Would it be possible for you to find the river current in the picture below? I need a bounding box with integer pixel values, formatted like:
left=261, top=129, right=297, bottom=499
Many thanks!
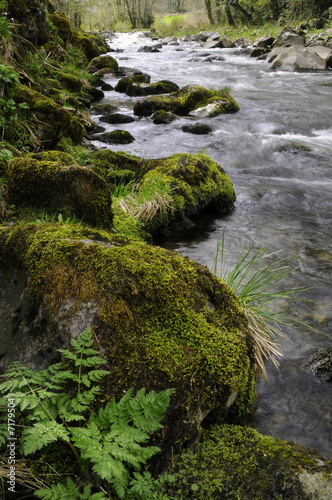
left=92, top=32, right=332, bottom=459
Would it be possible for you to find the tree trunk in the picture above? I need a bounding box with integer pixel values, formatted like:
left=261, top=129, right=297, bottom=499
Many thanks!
left=269, top=0, right=279, bottom=21
left=204, top=0, right=214, bottom=24
left=225, top=5, right=236, bottom=26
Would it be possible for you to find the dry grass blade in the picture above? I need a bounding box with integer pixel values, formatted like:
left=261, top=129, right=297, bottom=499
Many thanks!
left=0, top=456, right=48, bottom=494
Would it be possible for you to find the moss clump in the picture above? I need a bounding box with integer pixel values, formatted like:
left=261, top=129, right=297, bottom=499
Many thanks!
left=102, top=130, right=135, bottom=144
left=136, top=153, right=236, bottom=234
left=87, top=54, right=119, bottom=73
left=133, top=85, right=240, bottom=118
left=114, top=74, right=151, bottom=93
left=112, top=206, right=151, bottom=242
left=6, top=152, right=113, bottom=227
left=164, top=424, right=332, bottom=499
left=49, top=11, right=72, bottom=41
left=70, top=31, right=107, bottom=61
left=0, top=223, right=255, bottom=465
left=14, top=84, right=85, bottom=146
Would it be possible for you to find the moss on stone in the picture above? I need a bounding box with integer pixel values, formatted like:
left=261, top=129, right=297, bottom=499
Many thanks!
left=0, top=223, right=255, bottom=464
left=14, top=84, right=85, bottom=146
left=70, top=31, right=107, bottom=61
left=136, top=153, right=236, bottom=234
left=114, top=74, right=151, bottom=93
left=102, top=130, right=135, bottom=145
left=133, top=85, right=240, bottom=118
left=87, top=55, right=119, bottom=72
left=49, top=11, right=72, bottom=42
left=164, top=424, right=332, bottom=499
left=6, top=152, right=113, bottom=227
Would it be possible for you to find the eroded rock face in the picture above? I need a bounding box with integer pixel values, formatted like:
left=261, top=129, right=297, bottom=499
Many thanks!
left=6, top=151, right=113, bottom=227
left=0, top=224, right=255, bottom=464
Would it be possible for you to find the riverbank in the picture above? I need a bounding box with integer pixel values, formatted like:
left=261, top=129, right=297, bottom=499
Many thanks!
left=1, top=3, right=332, bottom=499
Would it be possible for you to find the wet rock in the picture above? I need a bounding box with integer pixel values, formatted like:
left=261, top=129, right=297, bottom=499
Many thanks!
left=91, top=103, right=119, bottom=115
left=255, top=35, right=275, bottom=47
left=182, top=123, right=213, bottom=134
left=196, top=31, right=216, bottom=42
left=127, top=80, right=179, bottom=97
left=100, top=130, right=135, bottom=144
left=138, top=45, right=161, bottom=52
left=100, top=83, right=114, bottom=91
left=268, top=45, right=327, bottom=71
left=151, top=110, right=178, bottom=124
left=87, top=54, right=119, bottom=73
left=250, top=47, right=270, bottom=58
left=133, top=85, right=239, bottom=118
left=99, top=113, right=136, bottom=124
left=6, top=151, right=113, bottom=227
left=307, top=347, right=332, bottom=382
left=114, top=74, right=151, bottom=93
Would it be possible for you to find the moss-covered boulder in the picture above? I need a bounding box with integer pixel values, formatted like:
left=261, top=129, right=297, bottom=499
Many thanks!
left=182, top=123, right=213, bottom=134
left=70, top=31, right=108, bottom=61
left=151, top=110, right=178, bottom=124
left=114, top=74, right=151, bottom=93
left=87, top=55, right=119, bottom=73
left=6, top=151, right=113, bottom=227
left=133, top=85, right=239, bottom=118
left=49, top=11, right=72, bottom=42
left=125, top=80, right=180, bottom=97
left=0, top=223, right=255, bottom=466
left=100, top=130, right=135, bottom=144
left=163, top=424, right=332, bottom=499
left=89, top=149, right=142, bottom=179
left=14, top=84, right=85, bottom=146
left=99, top=113, right=136, bottom=124
left=136, top=153, right=235, bottom=234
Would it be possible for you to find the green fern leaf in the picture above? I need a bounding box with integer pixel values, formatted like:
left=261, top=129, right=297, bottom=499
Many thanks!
left=35, top=477, right=79, bottom=500
left=21, top=421, right=70, bottom=455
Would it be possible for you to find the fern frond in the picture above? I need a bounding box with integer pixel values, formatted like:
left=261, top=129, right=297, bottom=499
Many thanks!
left=21, top=421, right=70, bottom=455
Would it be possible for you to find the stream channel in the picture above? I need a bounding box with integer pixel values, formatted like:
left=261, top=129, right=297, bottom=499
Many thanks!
left=91, top=31, right=332, bottom=459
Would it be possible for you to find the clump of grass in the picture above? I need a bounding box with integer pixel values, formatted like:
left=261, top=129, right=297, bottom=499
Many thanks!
left=212, top=232, right=331, bottom=382
left=210, top=85, right=232, bottom=98
left=113, top=174, right=175, bottom=223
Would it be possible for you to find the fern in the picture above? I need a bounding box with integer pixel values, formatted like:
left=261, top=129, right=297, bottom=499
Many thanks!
left=0, top=327, right=175, bottom=499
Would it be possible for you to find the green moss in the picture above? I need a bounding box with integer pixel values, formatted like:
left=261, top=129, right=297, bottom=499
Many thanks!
left=165, top=424, right=331, bottom=499
left=87, top=54, right=119, bottom=72
left=0, top=223, right=255, bottom=456
left=133, top=85, right=239, bottom=117
left=103, top=130, right=135, bottom=144
left=137, top=153, right=236, bottom=234
left=49, top=11, right=72, bottom=42
left=6, top=152, right=113, bottom=227
left=70, top=31, right=107, bottom=61
left=112, top=206, right=151, bottom=242
left=114, top=74, right=151, bottom=93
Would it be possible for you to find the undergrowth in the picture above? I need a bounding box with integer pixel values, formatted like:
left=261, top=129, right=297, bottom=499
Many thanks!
left=0, top=327, right=175, bottom=499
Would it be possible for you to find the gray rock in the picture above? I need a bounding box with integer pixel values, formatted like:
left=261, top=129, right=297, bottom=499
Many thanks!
left=269, top=45, right=327, bottom=71
left=182, top=122, right=213, bottom=134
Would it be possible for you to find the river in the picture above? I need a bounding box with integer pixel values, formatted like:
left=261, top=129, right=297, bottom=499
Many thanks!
left=91, top=31, right=332, bottom=459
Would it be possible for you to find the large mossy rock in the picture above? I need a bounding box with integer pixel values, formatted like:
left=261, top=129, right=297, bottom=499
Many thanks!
left=49, top=11, right=72, bottom=42
left=164, top=424, right=332, bottom=499
left=70, top=30, right=108, bottom=61
left=136, top=153, right=236, bottom=233
left=133, top=85, right=239, bottom=118
left=0, top=224, right=255, bottom=466
left=14, top=84, right=85, bottom=146
left=6, top=151, right=113, bottom=227
left=87, top=54, right=119, bottom=73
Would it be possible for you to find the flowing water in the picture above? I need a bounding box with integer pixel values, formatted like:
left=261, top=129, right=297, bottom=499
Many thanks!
left=92, top=32, right=332, bottom=458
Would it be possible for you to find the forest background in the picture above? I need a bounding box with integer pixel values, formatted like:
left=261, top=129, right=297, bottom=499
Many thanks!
left=52, top=0, right=332, bottom=34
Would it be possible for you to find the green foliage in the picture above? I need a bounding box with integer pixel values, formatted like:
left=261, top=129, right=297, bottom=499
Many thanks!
left=0, top=1, right=10, bottom=39
left=0, top=327, right=175, bottom=499
left=0, top=65, right=29, bottom=141
left=213, top=232, right=332, bottom=381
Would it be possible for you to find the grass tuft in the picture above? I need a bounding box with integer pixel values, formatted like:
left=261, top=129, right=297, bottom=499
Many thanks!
left=213, top=231, right=332, bottom=382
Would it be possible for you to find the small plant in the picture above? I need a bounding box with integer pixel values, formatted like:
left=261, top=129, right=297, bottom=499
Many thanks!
left=0, top=327, right=175, bottom=499
left=0, top=1, right=11, bottom=40
left=212, top=232, right=332, bottom=381
left=113, top=174, right=175, bottom=223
